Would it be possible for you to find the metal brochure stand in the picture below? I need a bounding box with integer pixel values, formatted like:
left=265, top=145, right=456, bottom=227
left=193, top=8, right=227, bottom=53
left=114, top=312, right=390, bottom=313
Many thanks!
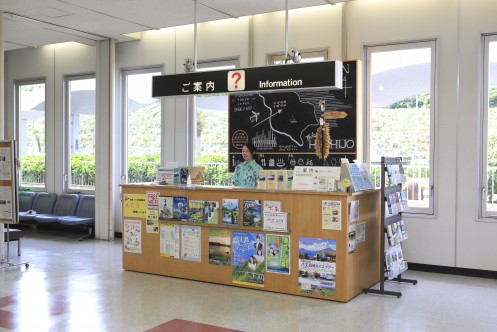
left=0, top=140, right=29, bottom=269
left=364, top=156, right=416, bottom=297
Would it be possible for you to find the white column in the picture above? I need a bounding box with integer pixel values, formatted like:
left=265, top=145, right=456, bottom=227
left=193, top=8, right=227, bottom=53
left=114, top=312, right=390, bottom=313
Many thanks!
left=95, top=39, right=115, bottom=240
left=0, top=11, right=5, bottom=258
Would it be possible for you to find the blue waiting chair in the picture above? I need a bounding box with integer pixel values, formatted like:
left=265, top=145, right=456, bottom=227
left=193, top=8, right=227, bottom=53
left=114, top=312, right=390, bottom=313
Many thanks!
left=34, top=194, right=80, bottom=224
left=57, top=195, right=95, bottom=240
left=18, top=192, right=37, bottom=213
left=19, top=192, right=57, bottom=225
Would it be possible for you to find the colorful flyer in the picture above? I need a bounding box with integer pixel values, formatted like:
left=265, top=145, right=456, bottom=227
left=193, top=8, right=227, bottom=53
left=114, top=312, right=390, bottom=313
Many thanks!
left=322, top=200, right=341, bottom=230
left=146, top=191, right=160, bottom=209
left=242, top=199, right=262, bottom=228
left=222, top=198, right=239, bottom=226
left=266, top=234, right=290, bottom=274
left=160, top=222, right=180, bottom=258
left=298, top=237, right=336, bottom=298
left=232, top=231, right=265, bottom=287
left=123, top=219, right=142, bottom=254
left=209, top=229, right=231, bottom=266
left=123, top=194, right=147, bottom=218
left=181, top=225, right=201, bottom=262
left=146, top=208, right=159, bottom=233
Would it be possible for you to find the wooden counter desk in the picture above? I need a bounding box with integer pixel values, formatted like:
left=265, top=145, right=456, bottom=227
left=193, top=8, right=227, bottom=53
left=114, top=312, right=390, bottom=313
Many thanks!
left=121, top=184, right=380, bottom=302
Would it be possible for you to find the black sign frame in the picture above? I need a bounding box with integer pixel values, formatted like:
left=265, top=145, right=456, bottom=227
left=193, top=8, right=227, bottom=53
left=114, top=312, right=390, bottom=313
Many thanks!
left=152, top=61, right=342, bottom=97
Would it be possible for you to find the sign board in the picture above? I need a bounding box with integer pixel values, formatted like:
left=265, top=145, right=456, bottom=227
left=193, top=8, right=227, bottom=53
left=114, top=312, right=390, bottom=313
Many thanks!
left=0, top=141, right=18, bottom=224
left=229, top=60, right=359, bottom=171
left=152, top=61, right=342, bottom=97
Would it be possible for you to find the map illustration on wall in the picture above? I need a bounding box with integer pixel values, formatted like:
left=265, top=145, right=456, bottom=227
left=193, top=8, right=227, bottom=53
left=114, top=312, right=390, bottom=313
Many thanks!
left=229, top=60, right=358, bottom=172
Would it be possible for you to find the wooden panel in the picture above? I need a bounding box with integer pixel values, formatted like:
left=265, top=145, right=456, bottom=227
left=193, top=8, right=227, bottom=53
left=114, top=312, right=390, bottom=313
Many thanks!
left=121, top=184, right=380, bottom=302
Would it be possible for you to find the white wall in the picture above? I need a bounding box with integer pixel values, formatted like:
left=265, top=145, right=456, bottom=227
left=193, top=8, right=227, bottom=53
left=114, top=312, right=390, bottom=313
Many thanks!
left=5, top=43, right=95, bottom=194
left=5, top=0, right=497, bottom=270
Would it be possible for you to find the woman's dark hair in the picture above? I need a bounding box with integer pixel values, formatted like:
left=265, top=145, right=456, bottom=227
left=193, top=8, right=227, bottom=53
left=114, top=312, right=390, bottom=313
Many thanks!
left=244, top=143, right=256, bottom=155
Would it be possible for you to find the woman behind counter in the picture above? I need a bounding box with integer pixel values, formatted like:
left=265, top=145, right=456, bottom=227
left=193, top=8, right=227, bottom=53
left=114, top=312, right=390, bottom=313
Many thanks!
left=232, top=143, right=263, bottom=188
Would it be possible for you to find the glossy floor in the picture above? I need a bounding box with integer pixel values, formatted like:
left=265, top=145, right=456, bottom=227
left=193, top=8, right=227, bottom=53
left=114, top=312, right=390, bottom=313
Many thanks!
left=1, top=228, right=497, bottom=332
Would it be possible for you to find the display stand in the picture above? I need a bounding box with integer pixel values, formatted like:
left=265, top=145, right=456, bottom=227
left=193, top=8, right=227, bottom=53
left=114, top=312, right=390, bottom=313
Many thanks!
left=364, top=156, right=416, bottom=298
left=0, top=140, right=29, bottom=270
left=121, top=183, right=381, bottom=302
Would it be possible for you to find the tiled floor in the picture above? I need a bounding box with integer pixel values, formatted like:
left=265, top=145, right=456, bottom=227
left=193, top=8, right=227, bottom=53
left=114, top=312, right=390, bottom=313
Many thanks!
left=1, top=228, right=497, bottom=332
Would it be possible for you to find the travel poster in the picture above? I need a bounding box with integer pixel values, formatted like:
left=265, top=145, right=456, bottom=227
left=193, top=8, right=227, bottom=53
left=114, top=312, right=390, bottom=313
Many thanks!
left=159, top=222, right=180, bottom=258
left=123, top=219, right=142, bottom=254
left=266, top=234, right=290, bottom=274
left=222, top=198, right=239, bottom=226
left=298, top=237, right=336, bottom=298
left=209, top=229, right=231, bottom=266
left=242, top=199, right=262, bottom=228
left=322, top=200, right=341, bottom=230
left=232, top=231, right=265, bottom=287
left=181, top=225, right=201, bottom=262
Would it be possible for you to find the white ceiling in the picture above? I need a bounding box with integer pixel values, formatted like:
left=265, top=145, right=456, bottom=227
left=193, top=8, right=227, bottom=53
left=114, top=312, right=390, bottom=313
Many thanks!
left=0, top=0, right=352, bottom=51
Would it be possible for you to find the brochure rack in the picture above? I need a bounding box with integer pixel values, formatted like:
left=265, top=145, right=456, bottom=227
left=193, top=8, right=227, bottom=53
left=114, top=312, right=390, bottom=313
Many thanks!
left=364, top=156, right=416, bottom=298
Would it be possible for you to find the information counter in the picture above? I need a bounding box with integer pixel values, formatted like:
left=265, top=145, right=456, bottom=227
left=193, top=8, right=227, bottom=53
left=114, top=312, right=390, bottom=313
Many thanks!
left=121, top=184, right=380, bottom=302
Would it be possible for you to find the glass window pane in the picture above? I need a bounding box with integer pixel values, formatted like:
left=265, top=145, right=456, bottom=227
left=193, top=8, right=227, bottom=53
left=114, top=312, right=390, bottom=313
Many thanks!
left=369, top=45, right=433, bottom=211
left=194, top=60, right=237, bottom=186
left=68, top=77, right=96, bottom=191
left=18, top=82, right=46, bottom=189
left=125, top=70, right=161, bottom=183
left=486, top=40, right=497, bottom=213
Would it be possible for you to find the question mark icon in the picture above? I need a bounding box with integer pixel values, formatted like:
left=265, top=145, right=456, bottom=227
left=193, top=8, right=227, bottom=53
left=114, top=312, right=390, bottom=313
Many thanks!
left=232, top=72, right=241, bottom=89
left=228, top=70, right=245, bottom=91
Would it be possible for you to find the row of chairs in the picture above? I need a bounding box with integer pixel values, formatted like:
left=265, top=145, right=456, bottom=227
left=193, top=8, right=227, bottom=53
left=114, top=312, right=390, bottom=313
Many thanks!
left=18, top=192, right=95, bottom=239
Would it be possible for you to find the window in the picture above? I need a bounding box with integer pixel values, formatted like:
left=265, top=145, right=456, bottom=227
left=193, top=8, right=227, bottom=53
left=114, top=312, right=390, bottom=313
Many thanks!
left=481, top=34, right=497, bottom=218
left=267, top=49, right=328, bottom=65
left=64, top=75, right=96, bottom=192
left=16, top=80, right=46, bottom=190
left=122, top=68, right=162, bottom=184
left=194, top=59, right=238, bottom=186
left=366, top=41, right=436, bottom=214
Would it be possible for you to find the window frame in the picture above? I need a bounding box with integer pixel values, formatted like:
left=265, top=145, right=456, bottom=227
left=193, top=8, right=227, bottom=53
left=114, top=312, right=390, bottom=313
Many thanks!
left=63, top=74, right=96, bottom=194
left=480, top=34, right=497, bottom=219
left=15, top=79, right=47, bottom=191
left=365, top=40, right=437, bottom=215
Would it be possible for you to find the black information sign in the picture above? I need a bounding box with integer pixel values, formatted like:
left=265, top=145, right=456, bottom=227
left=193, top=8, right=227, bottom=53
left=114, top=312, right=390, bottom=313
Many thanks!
left=228, top=60, right=358, bottom=172
left=152, top=61, right=342, bottom=97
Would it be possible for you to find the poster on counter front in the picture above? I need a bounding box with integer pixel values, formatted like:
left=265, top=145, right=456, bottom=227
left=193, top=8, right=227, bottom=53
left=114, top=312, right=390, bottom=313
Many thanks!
left=181, top=225, right=201, bottom=262
left=146, top=209, right=159, bottom=233
left=266, top=234, right=290, bottom=274
left=160, top=222, right=180, bottom=258
left=124, top=219, right=142, bottom=254
left=232, top=231, right=265, bottom=287
left=298, top=237, right=336, bottom=298
left=123, top=194, right=147, bottom=218
left=322, top=200, right=341, bottom=230
left=209, top=229, right=231, bottom=266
